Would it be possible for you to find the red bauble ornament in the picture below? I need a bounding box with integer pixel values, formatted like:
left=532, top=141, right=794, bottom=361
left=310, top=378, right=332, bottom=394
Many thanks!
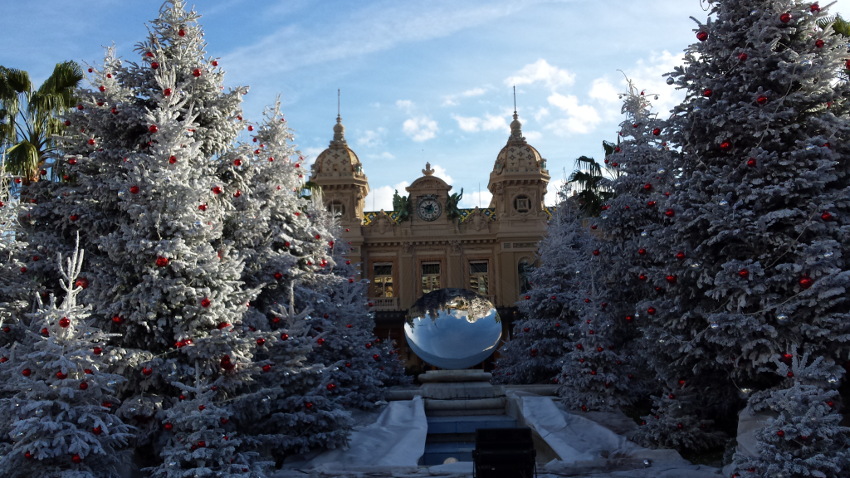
left=211, top=60, right=218, bottom=67
left=821, top=211, right=833, bottom=221
left=811, top=3, right=820, bottom=12
left=638, top=273, right=647, bottom=281
left=317, top=338, right=326, bottom=346
left=702, top=89, right=712, bottom=97
left=592, top=249, right=600, bottom=256
left=756, top=95, right=768, bottom=105
left=256, top=338, right=266, bottom=346
left=129, top=185, right=140, bottom=194
left=664, top=209, right=675, bottom=217
left=198, top=203, right=207, bottom=211
left=142, top=367, right=153, bottom=376
left=777, top=429, right=785, bottom=437
left=815, top=39, right=824, bottom=48
left=72, top=454, right=82, bottom=464
left=365, top=342, right=373, bottom=348
left=780, top=12, right=791, bottom=23
left=192, top=68, right=202, bottom=77
left=233, top=190, right=242, bottom=198
left=69, top=214, right=80, bottom=222
left=746, top=158, right=757, bottom=167
left=738, top=269, right=749, bottom=278
left=652, top=128, right=661, bottom=136
left=148, top=125, right=159, bottom=133
left=212, top=186, right=223, bottom=195
left=79, top=382, right=88, bottom=390
left=169, top=155, right=178, bottom=164
left=373, top=354, right=381, bottom=360
left=150, top=62, right=159, bottom=69
left=22, top=368, right=32, bottom=377
left=720, top=141, right=732, bottom=151
left=163, top=422, right=174, bottom=431
left=643, top=183, right=653, bottom=191
left=111, top=315, right=123, bottom=324
left=200, top=297, right=211, bottom=308
left=696, top=31, right=708, bottom=41
left=93, top=347, right=103, bottom=355
left=155, top=256, right=169, bottom=267
left=280, top=333, right=289, bottom=340
left=220, top=417, right=229, bottom=425
left=56, top=371, right=67, bottom=379
left=326, top=383, right=336, bottom=391
left=665, top=275, right=677, bottom=284
left=59, top=317, right=71, bottom=328
left=638, top=248, right=647, bottom=255
left=647, top=307, right=657, bottom=315
left=273, top=272, right=283, bottom=280
left=92, top=425, right=102, bottom=435
left=233, top=158, right=242, bottom=167
left=75, top=277, right=89, bottom=289
left=41, top=327, right=49, bottom=337
left=799, top=276, right=814, bottom=289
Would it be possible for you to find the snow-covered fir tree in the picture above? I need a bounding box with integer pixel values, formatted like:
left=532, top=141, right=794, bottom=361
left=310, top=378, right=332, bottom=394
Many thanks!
left=731, top=350, right=850, bottom=478
left=636, top=0, right=850, bottom=452
left=0, top=163, right=32, bottom=358
left=492, top=192, right=586, bottom=385
left=0, top=242, right=134, bottom=478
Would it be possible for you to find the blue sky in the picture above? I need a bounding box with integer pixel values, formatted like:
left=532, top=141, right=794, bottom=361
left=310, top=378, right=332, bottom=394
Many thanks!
left=3, top=0, right=848, bottom=210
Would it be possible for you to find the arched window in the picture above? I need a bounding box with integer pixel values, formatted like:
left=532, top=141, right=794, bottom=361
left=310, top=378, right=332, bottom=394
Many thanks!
left=518, top=258, right=533, bottom=293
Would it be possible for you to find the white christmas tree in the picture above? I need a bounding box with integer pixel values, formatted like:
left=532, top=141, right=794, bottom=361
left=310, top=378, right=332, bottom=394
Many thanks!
left=636, top=0, right=850, bottom=453
left=0, top=239, right=134, bottom=477
left=731, top=350, right=850, bottom=478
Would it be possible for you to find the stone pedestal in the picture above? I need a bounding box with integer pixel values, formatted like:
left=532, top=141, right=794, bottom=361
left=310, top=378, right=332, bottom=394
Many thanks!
left=418, top=370, right=506, bottom=416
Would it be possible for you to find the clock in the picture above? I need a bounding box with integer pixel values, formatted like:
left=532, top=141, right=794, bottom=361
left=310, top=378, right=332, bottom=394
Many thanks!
left=417, top=197, right=442, bottom=221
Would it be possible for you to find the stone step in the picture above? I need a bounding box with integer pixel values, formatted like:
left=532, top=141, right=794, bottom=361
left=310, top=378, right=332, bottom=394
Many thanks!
left=424, top=396, right=507, bottom=413
left=421, top=441, right=475, bottom=465
left=427, top=415, right=518, bottom=434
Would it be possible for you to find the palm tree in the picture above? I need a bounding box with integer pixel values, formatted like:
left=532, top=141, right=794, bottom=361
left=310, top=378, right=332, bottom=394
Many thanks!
left=567, top=141, right=618, bottom=217
left=0, top=61, right=83, bottom=183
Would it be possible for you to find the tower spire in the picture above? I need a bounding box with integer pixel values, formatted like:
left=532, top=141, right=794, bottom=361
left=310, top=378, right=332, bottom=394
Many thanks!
left=509, top=86, right=524, bottom=143
left=331, top=88, right=346, bottom=146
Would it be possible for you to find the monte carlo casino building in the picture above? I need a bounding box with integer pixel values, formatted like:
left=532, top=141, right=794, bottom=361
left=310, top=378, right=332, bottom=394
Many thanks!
left=309, top=110, right=554, bottom=372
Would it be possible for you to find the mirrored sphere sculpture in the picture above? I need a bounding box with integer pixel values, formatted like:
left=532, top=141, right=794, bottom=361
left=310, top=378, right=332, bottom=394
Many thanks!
left=404, top=288, right=502, bottom=369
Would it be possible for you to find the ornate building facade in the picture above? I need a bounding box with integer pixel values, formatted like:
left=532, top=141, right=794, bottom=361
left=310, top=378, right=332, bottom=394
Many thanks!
left=309, top=111, right=552, bottom=371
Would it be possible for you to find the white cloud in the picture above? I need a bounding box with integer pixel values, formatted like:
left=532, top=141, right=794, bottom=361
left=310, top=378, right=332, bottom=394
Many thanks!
left=505, top=59, right=576, bottom=90
left=546, top=92, right=601, bottom=135
left=452, top=114, right=507, bottom=133
left=402, top=116, right=438, bottom=142
left=428, top=164, right=454, bottom=186
left=524, top=130, right=543, bottom=143
left=357, top=127, right=387, bottom=147
left=298, top=146, right=325, bottom=168
left=442, top=86, right=489, bottom=106
left=588, top=78, right=619, bottom=105
left=366, top=181, right=410, bottom=212
left=533, top=107, right=550, bottom=123
left=395, top=99, right=415, bottom=113
left=459, top=189, right=493, bottom=209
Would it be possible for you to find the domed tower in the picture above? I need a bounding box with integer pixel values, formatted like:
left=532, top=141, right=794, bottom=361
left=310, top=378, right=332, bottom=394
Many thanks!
left=309, top=114, right=369, bottom=228
left=488, top=110, right=550, bottom=219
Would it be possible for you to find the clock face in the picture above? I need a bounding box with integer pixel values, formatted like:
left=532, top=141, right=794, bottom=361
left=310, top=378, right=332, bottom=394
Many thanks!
left=417, top=197, right=442, bottom=221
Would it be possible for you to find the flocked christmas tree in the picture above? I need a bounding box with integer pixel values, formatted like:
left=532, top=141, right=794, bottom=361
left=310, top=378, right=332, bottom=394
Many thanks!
left=12, top=1, right=362, bottom=471
left=731, top=350, right=850, bottom=478
left=635, top=0, right=850, bottom=453
left=0, top=240, right=134, bottom=477
left=493, top=190, right=592, bottom=385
